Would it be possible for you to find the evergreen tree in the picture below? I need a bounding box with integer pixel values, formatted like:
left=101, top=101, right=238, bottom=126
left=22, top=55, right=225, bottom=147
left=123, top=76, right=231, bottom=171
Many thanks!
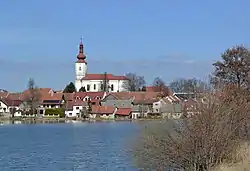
left=79, top=86, right=86, bottom=92
left=141, top=86, right=147, bottom=91
left=63, top=82, right=76, bottom=93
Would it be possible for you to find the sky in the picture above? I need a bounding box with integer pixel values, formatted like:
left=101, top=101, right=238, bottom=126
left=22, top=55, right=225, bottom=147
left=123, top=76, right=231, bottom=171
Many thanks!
left=0, top=0, right=250, bottom=92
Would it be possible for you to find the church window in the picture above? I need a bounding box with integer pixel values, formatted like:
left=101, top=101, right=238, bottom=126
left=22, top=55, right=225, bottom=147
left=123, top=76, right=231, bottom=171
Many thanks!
left=87, top=84, right=90, bottom=91
left=79, top=66, right=82, bottom=71
left=111, top=84, right=114, bottom=91
left=94, top=84, right=96, bottom=90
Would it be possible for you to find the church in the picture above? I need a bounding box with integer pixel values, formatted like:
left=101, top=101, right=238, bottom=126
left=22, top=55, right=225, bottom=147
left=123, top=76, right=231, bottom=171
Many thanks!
left=75, top=40, right=129, bottom=92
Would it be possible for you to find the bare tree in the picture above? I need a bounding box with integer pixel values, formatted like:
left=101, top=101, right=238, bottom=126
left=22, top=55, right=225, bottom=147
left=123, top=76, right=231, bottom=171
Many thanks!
left=169, top=78, right=211, bottom=94
left=212, top=45, right=250, bottom=89
left=132, top=86, right=250, bottom=171
left=24, top=78, right=41, bottom=115
left=102, top=72, right=109, bottom=92
left=152, top=77, right=170, bottom=96
left=122, top=73, right=146, bottom=91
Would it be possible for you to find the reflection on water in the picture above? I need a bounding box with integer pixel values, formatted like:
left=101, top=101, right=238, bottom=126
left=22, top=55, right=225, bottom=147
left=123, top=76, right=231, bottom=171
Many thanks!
left=0, top=119, right=134, bottom=125
left=0, top=119, right=66, bottom=125
left=0, top=121, right=139, bottom=171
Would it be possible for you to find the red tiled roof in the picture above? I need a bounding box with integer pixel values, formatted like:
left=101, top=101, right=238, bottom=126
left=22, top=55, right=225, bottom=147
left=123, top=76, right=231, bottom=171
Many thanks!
left=76, top=59, right=87, bottom=63
left=146, top=86, right=156, bottom=92
left=0, top=92, right=8, bottom=98
left=74, top=92, right=105, bottom=100
left=65, top=101, right=73, bottom=110
left=81, top=74, right=128, bottom=80
left=107, top=92, right=160, bottom=104
left=91, top=106, right=115, bottom=114
left=73, top=100, right=88, bottom=106
left=0, top=98, right=22, bottom=107
left=63, top=93, right=75, bottom=101
left=23, top=88, right=63, bottom=103
left=6, top=93, right=23, bottom=100
left=146, top=86, right=173, bottom=95
left=116, top=108, right=132, bottom=116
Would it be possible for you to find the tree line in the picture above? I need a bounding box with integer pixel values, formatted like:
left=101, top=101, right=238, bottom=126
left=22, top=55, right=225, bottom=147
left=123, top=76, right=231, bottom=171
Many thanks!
left=62, top=73, right=210, bottom=94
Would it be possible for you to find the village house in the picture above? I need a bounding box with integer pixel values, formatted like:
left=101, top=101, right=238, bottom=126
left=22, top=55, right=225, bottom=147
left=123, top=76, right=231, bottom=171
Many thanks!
left=0, top=99, right=10, bottom=115
left=64, top=92, right=105, bottom=118
left=89, top=106, right=116, bottom=119
left=152, top=94, right=180, bottom=113
left=21, top=88, right=64, bottom=116
left=65, top=100, right=88, bottom=118
left=74, top=39, right=129, bottom=92
left=89, top=106, right=131, bottom=119
left=74, top=92, right=106, bottom=105
left=0, top=98, right=23, bottom=117
left=100, top=92, right=160, bottom=119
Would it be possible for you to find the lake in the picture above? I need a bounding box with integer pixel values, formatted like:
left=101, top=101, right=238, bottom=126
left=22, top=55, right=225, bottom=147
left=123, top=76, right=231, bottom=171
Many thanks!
left=0, top=121, right=140, bottom=171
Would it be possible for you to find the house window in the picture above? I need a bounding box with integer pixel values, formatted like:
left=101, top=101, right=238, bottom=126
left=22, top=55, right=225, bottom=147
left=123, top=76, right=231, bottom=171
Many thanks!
left=76, top=107, right=79, bottom=109
left=94, top=84, right=96, bottom=90
left=111, top=84, right=114, bottom=91
left=79, top=67, right=82, bottom=71
left=101, top=84, right=104, bottom=90
left=87, top=84, right=90, bottom=91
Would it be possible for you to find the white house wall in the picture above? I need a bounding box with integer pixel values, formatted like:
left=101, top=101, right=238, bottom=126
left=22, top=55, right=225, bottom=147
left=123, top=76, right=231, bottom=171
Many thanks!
left=0, top=101, right=9, bottom=113
left=75, top=80, right=129, bottom=92
left=65, top=105, right=84, bottom=118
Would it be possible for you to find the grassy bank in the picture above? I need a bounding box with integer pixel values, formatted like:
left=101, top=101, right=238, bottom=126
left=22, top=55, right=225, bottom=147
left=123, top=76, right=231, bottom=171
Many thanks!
left=214, top=142, right=250, bottom=171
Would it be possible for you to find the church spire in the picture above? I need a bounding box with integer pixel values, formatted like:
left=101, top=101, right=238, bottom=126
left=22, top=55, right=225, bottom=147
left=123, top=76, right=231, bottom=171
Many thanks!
left=77, top=37, right=86, bottom=62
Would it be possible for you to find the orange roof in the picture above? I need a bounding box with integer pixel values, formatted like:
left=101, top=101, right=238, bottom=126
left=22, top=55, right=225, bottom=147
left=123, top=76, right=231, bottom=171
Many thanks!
left=116, top=108, right=132, bottom=116
left=23, top=88, right=63, bottom=102
left=91, top=106, right=115, bottom=114
left=81, top=74, right=128, bottom=80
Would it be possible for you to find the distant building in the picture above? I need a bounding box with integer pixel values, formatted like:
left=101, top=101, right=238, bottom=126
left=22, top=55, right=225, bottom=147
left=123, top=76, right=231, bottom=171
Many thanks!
left=74, top=39, right=129, bottom=92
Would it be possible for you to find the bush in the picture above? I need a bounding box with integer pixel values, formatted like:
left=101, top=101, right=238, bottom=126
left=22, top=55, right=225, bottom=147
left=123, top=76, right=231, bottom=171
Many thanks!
left=132, top=88, right=250, bottom=171
left=45, top=108, right=65, bottom=118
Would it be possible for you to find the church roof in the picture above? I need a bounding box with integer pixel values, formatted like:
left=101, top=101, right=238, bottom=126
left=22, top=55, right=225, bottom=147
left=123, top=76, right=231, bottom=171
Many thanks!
left=81, top=74, right=128, bottom=81
left=76, top=38, right=87, bottom=63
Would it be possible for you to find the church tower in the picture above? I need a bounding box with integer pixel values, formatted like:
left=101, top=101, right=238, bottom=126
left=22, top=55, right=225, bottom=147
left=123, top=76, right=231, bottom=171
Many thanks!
left=75, top=38, right=87, bottom=91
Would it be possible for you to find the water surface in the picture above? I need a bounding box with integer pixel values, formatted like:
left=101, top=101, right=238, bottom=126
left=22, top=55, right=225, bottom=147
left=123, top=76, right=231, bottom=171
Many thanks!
left=0, top=121, right=140, bottom=171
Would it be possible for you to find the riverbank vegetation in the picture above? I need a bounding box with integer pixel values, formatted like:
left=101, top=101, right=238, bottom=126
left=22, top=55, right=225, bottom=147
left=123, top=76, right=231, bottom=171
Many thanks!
left=132, top=45, right=250, bottom=171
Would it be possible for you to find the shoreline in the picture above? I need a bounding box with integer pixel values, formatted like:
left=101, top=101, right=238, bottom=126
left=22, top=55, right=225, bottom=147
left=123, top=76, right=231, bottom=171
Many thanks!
left=0, top=117, right=166, bottom=124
